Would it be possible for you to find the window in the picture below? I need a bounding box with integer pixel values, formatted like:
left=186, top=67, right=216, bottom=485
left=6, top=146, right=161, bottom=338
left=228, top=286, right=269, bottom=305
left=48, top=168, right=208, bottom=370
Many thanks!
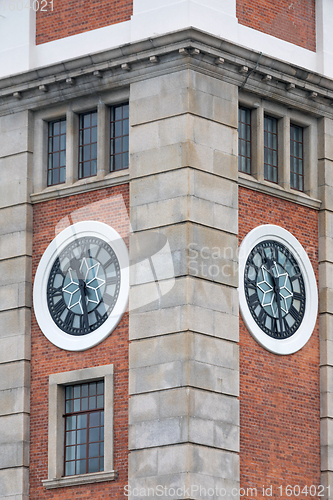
left=290, top=124, right=304, bottom=192
left=264, top=115, right=278, bottom=183
left=48, top=118, right=66, bottom=186
left=110, top=103, right=129, bottom=171
left=238, top=107, right=251, bottom=174
left=79, top=111, right=98, bottom=179
left=42, top=365, right=115, bottom=489
left=64, top=381, right=104, bottom=477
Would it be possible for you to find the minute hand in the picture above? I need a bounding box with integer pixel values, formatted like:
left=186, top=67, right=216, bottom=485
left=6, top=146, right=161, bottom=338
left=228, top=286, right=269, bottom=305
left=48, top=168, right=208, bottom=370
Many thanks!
left=265, top=258, right=283, bottom=333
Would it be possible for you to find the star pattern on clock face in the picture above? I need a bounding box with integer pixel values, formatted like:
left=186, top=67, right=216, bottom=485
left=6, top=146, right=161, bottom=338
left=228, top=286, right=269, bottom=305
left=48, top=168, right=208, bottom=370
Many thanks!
left=257, top=263, right=293, bottom=318
left=82, top=259, right=106, bottom=305
left=62, top=269, right=83, bottom=313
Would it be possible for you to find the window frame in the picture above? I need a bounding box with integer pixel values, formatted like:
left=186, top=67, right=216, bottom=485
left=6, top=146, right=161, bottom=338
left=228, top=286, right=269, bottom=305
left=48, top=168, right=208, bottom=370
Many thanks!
left=47, top=117, right=67, bottom=187
left=290, top=123, right=304, bottom=192
left=264, top=114, right=278, bottom=184
left=42, top=364, right=116, bottom=489
left=78, top=110, right=98, bottom=180
left=110, top=102, right=129, bottom=172
left=238, top=106, right=252, bottom=175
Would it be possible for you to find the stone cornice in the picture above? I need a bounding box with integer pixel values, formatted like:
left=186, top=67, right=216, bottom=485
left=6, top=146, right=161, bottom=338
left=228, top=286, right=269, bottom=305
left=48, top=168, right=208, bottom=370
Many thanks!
left=1, top=27, right=333, bottom=117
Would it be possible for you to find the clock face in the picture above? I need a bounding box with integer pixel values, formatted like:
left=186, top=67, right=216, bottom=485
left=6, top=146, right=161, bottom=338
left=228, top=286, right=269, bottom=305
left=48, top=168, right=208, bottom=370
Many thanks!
left=244, top=240, right=306, bottom=340
left=239, top=225, right=318, bottom=355
left=47, top=236, right=121, bottom=336
left=33, top=221, right=129, bottom=351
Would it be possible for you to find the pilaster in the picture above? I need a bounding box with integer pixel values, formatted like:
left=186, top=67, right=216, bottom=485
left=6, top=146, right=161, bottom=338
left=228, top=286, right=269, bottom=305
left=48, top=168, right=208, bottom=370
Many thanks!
left=0, top=111, right=32, bottom=500
left=128, top=69, right=239, bottom=498
left=319, top=117, right=333, bottom=499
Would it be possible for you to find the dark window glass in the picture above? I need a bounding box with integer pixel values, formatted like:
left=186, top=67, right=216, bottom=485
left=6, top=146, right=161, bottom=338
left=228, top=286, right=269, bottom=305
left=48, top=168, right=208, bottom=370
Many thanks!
left=64, top=381, right=104, bottom=476
left=48, top=118, right=66, bottom=186
left=110, top=103, right=129, bottom=171
left=264, top=115, right=278, bottom=183
left=238, top=107, right=251, bottom=174
left=78, top=111, right=97, bottom=179
left=290, top=124, right=304, bottom=192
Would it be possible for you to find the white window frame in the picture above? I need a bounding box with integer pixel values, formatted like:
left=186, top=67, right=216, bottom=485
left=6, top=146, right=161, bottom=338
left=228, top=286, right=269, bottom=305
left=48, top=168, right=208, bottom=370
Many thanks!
left=42, top=364, right=116, bottom=489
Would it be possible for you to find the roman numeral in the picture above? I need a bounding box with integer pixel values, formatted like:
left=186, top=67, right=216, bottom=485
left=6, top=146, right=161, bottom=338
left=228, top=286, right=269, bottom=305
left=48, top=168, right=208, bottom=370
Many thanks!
left=293, top=292, right=303, bottom=301
left=63, top=311, right=75, bottom=329
left=257, top=308, right=266, bottom=326
left=248, top=293, right=260, bottom=309
left=104, top=256, right=116, bottom=269
left=51, top=286, right=62, bottom=297
left=103, top=293, right=114, bottom=307
left=53, top=298, right=67, bottom=316
left=95, top=309, right=105, bottom=323
left=289, top=305, right=300, bottom=321
left=106, top=276, right=118, bottom=286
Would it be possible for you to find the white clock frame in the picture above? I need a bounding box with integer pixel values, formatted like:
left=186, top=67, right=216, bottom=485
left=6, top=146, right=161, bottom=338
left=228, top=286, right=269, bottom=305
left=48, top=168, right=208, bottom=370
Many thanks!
left=239, top=225, right=318, bottom=355
left=33, top=221, right=129, bottom=351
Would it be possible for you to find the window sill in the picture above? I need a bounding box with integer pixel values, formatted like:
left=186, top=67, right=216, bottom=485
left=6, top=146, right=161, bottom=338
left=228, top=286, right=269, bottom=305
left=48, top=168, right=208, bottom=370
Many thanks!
left=42, top=470, right=117, bottom=489
left=238, top=172, right=321, bottom=210
left=30, top=170, right=129, bottom=204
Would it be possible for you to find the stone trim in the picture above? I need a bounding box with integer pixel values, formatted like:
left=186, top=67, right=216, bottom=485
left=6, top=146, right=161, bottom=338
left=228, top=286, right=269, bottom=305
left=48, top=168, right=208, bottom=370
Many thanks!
left=238, top=174, right=321, bottom=210
left=43, top=364, right=115, bottom=489
left=42, top=470, right=117, bottom=489
left=30, top=171, right=129, bottom=203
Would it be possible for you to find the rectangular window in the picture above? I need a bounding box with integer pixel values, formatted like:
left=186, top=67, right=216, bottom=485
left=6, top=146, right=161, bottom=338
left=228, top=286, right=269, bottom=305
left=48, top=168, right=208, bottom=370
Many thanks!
left=48, top=118, right=66, bottom=186
left=79, top=111, right=97, bottom=179
left=238, top=107, right=251, bottom=174
left=264, top=115, right=278, bottom=183
left=64, top=380, right=104, bottom=477
left=290, top=124, right=304, bottom=191
left=110, top=103, right=129, bottom=171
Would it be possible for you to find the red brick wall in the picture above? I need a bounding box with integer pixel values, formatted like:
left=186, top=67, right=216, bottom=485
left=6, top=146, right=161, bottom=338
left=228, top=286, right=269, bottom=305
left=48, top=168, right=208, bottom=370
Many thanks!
left=236, top=0, right=316, bottom=52
left=36, top=0, right=133, bottom=45
left=239, top=187, right=320, bottom=497
left=30, top=184, right=129, bottom=499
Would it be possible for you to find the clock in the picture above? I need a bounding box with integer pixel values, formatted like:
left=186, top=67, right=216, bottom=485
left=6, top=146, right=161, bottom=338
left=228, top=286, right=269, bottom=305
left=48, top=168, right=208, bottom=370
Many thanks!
left=239, top=225, right=318, bottom=355
left=33, top=221, right=129, bottom=351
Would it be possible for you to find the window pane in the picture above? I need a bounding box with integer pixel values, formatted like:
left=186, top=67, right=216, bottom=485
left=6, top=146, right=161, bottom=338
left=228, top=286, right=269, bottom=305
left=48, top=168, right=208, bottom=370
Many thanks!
left=238, top=107, right=251, bottom=174
left=48, top=118, right=66, bottom=186
left=78, top=111, right=98, bottom=179
left=264, top=115, right=278, bottom=183
left=110, top=102, right=130, bottom=171
left=290, top=124, right=304, bottom=192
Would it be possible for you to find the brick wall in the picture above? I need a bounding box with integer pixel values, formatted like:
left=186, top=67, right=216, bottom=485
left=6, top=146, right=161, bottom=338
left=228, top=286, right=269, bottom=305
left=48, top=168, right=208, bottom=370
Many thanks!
left=239, top=186, right=320, bottom=497
left=236, top=0, right=316, bottom=52
left=30, top=184, right=129, bottom=499
left=36, top=0, right=133, bottom=45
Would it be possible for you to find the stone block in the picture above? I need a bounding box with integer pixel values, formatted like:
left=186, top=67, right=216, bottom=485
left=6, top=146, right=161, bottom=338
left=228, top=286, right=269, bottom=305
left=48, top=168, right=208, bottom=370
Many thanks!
left=0, top=230, right=32, bottom=261
left=129, top=392, right=160, bottom=423
left=0, top=467, right=29, bottom=498
left=318, top=118, right=333, bottom=161
left=0, top=413, right=29, bottom=446
left=190, top=71, right=237, bottom=102
left=193, top=334, right=238, bottom=370
left=188, top=277, right=239, bottom=316
left=0, top=111, right=33, bottom=158
left=321, top=471, right=333, bottom=495
left=192, top=169, right=237, bottom=208
left=129, top=332, right=192, bottom=369
left=319, top=288, right=333, bottom=315
left=320, top=313, right=333, bottom=343
left=189, top=115, right=237, bottom=155
left=0, top=153, right=32, bottom=208
left=187, top=87, right=237, bottom=128
left=0, top=204, right=33, bottom=236
left=130, top=87, right=189, bottom=126
left=320, top=365, right=333, bottom=393
left=0, top=257, right=32, bottom=287
left=129, top=416, right=188, bottom=449
left=0, top=308, right=30, bottom=339
left=188, top=360, right=239, bottom=396
left=130, top=70, right=189, bottom=102
left=0, top=387, right=30, bottom=416
left=0, top=361, right=30, bottom=392
left=0, top=335, right=30, bottom=363
left=129, top=360, right=184, bottom=394
left=318, top=159, right=333, bottom=188
left=129, top=304, right=238, bottom=342
left=130, top=143, right=185, bottom=179
left=0, top=442, right=29, bottom=469
left=319, top=262, right=333, bottom=290
left=131, top=196, right=188, bottom=231
left=128, top=448, right=158, bottom=478
left=319, top=235, right=333, bottom=263
left=213, top=149, right=238, bottom=181
left=320, top=390, right=333, bottom=418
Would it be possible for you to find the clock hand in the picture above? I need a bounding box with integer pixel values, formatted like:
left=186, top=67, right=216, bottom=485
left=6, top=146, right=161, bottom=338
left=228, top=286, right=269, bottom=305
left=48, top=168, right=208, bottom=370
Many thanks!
left=264, top=257, right=283, bottom=332
left=70, top=257, right=89, bottom=329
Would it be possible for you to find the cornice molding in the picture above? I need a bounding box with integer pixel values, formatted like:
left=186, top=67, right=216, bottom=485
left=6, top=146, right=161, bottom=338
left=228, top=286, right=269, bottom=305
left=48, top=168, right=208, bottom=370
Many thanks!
left=1, top=28, right=333, bottom=117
